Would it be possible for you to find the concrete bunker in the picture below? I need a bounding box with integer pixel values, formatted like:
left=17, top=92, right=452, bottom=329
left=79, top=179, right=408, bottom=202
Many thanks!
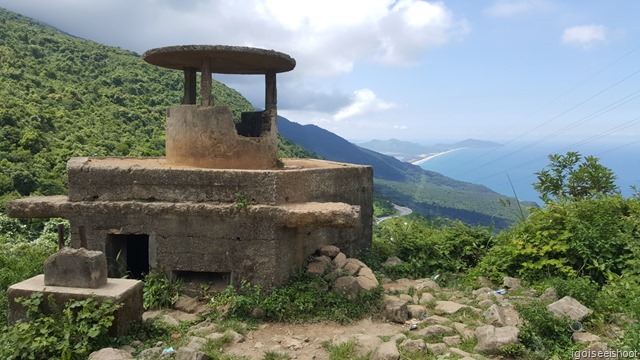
left=7, top=45, right=373, bottom=291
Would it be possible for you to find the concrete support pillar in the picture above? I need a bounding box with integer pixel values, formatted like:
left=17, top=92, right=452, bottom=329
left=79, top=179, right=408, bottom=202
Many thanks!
left=265, top=72, right=276, bottom=112
left=201, top=58, right=213, bottom=106
left=182, top=67, right=197, bottom=104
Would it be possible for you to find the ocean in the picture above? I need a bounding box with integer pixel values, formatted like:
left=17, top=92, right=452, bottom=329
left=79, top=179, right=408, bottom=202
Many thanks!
left=418, top=140, right=640, bottom=204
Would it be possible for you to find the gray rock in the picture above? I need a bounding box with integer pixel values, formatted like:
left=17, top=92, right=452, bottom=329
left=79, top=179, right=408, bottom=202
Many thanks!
left=319, top=245, right=340, bottom=258
left=484, top=303, right=521, bottom=327
left=407, top=304, right=427, bottom=318
left=176, top=347, right=211, bottom=360
left=399, top=339, right=426, bottom=352
left=443, top=335, right=461, bottom=346
left=423, top=315, right=449, bottom=325
left=333, top=252, right=347, bottom=268
left=174, top=295, right=200, bottom=313
left=88, top=348, right=134, bottom=360
left=355, top=334, right=383, bottom=356
left=190, top=321, right=220, bottom=336
left=136, top=347, right=163, bottom=360
left=384, top=300, right=409, bottom=323
left=423, top=325, right=456, bottom=338
left=539, top=287, right=558, bottom=302
left=572, top=332, right=601, bottom=343
left=399, top=294, right=413, bottom=303
left=503, top=276, right=522, bottom=290
left=472, top=287, right=494, bottom=297
left=357, top=266, right=379, bottom=290
left=414, top=278, right=441, bottom=291
left=478, top=299, right=495, bottom=308
left=343, top=258, right=367, bottom=276
left=224, top=329, right=245, bottom=344
left=371, top=341, right=400, bottom=360
left=185, top=336, right=207, bottom=351
left=474, top=325, right=519, bottom=354
left=382, top=256, right=404, bottom=266
left=435, top=300, right=468, bottom=314
left=426, top=343, right=447, bottom=355
left=548, top=296, right=592, bottom=321
left=449, top=347, right=473, bottom=358
left=418, top=292, right=435, bottom=304
left=333, top=276, right=361, bottom=299
left=307, top=260, right=329, bottom=274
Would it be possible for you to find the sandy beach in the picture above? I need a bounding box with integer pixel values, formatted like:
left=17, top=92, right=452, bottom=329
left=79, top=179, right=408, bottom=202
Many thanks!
left=411, top=148, right=464, bottom=165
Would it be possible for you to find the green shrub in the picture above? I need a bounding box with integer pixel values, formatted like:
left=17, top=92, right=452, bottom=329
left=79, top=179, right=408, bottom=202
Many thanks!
left=548, top=277, right=600, bottom=308
left=0, top=216, right=63, bottom=326
left=370, top=217, right=493, bottom=279
left=516, top=300, right=573, bottom=355
left=472, top=196, right=640, bottom=285
left=0, top=293, right=119, bottom=360
left=210, top=272, right=382, bottom=324
left=143, top=271, right=181, bottom=310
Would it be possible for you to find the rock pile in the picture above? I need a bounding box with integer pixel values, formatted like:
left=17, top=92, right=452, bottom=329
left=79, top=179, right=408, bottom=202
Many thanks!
left=89, top=266, right=618, bottom=359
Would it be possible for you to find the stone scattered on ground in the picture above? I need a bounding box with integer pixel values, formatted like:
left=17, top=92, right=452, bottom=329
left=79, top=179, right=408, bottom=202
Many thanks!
left=548, top=296, right=592, bottom=321
left=88, top=248, right=612, bottom=360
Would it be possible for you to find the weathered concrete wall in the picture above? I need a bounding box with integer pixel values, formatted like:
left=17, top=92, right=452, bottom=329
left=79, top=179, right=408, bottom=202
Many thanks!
left=166, top=105, right=278, bottom=169
left=8, top=156, right=373, bottom=289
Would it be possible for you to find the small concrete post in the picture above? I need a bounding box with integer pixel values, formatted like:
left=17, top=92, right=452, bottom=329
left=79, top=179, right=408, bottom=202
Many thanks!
left=201, top=57, right=213, bottom=106
left=182, top=67, right=197, bottom=104
left=57, top=224, right=65, bottom=250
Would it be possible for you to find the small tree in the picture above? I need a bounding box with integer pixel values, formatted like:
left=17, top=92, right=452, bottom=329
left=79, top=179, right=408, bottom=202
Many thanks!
left=533, top=151, right=618, bottom=203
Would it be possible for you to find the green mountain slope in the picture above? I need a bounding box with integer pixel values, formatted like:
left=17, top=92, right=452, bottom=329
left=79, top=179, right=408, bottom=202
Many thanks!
left=278, top=117, right=529, bottom=228
left=0, top=8, right=312, bottom=205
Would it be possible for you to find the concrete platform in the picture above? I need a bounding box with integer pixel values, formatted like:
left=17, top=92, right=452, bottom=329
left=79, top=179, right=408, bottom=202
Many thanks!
left=8, top=275, right=143, bottom=337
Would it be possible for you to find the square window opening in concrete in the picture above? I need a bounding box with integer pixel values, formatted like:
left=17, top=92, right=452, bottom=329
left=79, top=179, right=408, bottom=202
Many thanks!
left=236, top=111, right=269, bottom=137
left=105, top=234, right=149, bottom=280
left=173, top=270, right=231, bottom=292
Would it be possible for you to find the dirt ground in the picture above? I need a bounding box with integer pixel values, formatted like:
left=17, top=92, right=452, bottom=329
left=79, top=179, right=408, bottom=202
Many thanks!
left=225, top=318, right=406, bottom=359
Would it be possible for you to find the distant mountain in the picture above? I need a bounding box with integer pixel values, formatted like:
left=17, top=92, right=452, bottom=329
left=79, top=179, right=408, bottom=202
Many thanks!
left=279, top=118, right=528, bottom=228
left=358, top=138, right=501, bottom=162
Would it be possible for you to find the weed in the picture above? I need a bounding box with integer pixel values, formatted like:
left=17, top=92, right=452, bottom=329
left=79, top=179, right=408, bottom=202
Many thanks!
left=322, top=340, right=369, bottom=360
left=235, top=192, right=256, bottom=210
left=0, top=293, right=119, bottom=360
left=143, top=271, right=181, bottom=310
left=262, top=351, right=292, bottom=360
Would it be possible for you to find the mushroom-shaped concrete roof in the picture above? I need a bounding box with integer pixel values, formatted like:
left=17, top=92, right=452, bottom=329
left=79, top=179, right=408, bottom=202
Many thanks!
left=143, top=45, right=296, bottom=74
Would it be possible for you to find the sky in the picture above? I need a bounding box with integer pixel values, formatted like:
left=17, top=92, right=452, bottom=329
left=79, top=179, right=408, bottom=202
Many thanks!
left=1, top=0, right=639, bottom=145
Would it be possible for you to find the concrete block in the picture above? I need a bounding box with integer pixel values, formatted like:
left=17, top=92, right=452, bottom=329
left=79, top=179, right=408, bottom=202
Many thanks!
left=44, top=247, right=107, bottom=288
left=8, top=275, right=143, bottom=337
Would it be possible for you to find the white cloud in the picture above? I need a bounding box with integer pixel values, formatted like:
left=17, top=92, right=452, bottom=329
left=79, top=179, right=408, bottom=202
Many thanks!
left=562, top=25, right=607, bottom=48
left=333, top=89, right=396, bottom=121
left=0, top=0, right=467, bottom=77
left=484, top=0, right=551, bottom=17
left=393, top=125, right=408, bottom=130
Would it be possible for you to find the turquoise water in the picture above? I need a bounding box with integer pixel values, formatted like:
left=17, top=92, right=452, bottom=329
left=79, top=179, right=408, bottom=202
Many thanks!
left=419, top=140, right=640, bottom=204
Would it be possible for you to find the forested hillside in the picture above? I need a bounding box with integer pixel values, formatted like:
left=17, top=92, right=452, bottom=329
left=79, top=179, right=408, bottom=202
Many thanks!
left=0, top=8, right=312, bottom=207
left=279, top=117, right=529, bottom=227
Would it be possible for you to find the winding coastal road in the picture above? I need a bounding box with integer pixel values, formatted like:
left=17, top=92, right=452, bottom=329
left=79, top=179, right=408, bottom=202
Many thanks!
left=375, top=204, right=413, bottom=224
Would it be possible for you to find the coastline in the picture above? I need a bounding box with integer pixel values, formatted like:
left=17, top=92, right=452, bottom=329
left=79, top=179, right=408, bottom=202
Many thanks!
left=411, top=148, right=464, bottom=165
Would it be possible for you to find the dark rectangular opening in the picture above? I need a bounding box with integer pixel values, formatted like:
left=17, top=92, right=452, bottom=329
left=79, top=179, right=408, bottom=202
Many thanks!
left=105, top=234, right=149, bottom=280
left=236, top=111, right=267, bottom=137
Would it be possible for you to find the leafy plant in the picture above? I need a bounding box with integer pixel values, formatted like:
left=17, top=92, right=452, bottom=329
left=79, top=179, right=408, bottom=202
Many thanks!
left=0, top=293, right=119, bottom=360
left=533, top=152, right=618, bottom=204
left=234, top=192, right=256, bottom=210
left=516, top=300, right=573, bottom=355
left=143, top=271, right=181, bottom=310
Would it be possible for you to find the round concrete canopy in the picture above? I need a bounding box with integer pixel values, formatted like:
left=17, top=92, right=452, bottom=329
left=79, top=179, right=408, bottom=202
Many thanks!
left=143, top=45, right=296, bottom=74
